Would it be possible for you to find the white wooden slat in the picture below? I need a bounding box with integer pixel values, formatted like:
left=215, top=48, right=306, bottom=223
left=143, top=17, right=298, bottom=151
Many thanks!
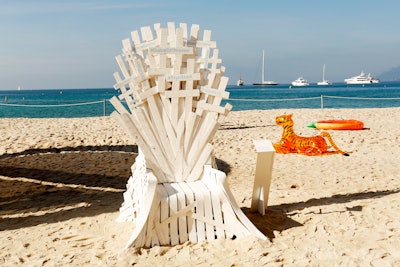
left=217, top=172, right=267, bottom=240
left=189, top=24, right=200, bottom=43
left=196, top=181, right=215, bottom=241
left=183, top=112, right=199, bottom=153
left=167, top=22, right=176, bottom=46
left=130, top=30, right=141, bottom=45
left=150, top=203, right=161, bottom=247
left=175, top=182, right=197, bottom=243
left=199, top=30, right=212, bottom=70
left=179, top=23, right=188, bottom=39
left=144, top=92, right=176, bottom=166
left=134, top=108, right=175, bottom=181
left=174, top=115, right=185, bottom=181
left=187, top=116, right=219, bottom=170
left=162, top=183, right=179, bottom=246
left=195, top=101, right=226, bottom=114
left=140, top=25, right=154, bottom=42
left=186, top=143, right=213, bottom=182
left=199, top=86, right=229, bottom=99
left=213, top=75, right=229, bottom=106
left=124, top=172, right=158, bottom=248
left=251, top=139, right=275, bottom=215
left=186, top=181, right=206, bottom=242
left=157, top=185, right=171, bottom=245
left=217, top=103, right=233, bottom=124
left=115, top=55, right=130, bottom=79
left=118, top=112, right=166, bottom=181
left=113, top=73, right=137, bottom=112
left=155, top=82, right=179, bottom=157
left=201, top=176, right=225, bottom=239
left=185, top=114, right=214, bottom=162
left=170, top=182, right=189, bottom=243
left=109, top=97, right=129, bottom=114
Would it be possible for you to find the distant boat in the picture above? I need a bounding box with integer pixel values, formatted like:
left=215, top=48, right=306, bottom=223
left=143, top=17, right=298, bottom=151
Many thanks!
left=17, top=86, right=21, bottom=91
left=317, top=64, right=332, bottom=86
left=237, top=75, right=244, bottom=86
left=291, top=77, right=309, bottom=86
left=253, top=50, right=278, bottom=86
left=344, top=71, right=380, bottom=84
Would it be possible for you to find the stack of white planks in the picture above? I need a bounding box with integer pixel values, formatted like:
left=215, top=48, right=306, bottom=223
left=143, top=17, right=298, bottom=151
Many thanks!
left=110, top=22, right=231, bottom=183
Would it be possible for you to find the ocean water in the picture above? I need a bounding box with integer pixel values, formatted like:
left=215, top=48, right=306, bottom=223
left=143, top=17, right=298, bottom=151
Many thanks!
left=1, top=82, right=400, bottom=118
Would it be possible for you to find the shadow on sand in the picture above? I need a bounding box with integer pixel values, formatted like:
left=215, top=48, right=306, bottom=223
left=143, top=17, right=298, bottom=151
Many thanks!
left=1, top=146, right=398, bottom=242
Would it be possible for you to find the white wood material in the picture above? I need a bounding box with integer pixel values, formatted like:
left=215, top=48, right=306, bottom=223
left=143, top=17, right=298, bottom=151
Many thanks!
left=118, top=155, right=268, bottom=248
left=251, top=139, right=275, bottom=215
left=112, top=22, right=270, bottom=249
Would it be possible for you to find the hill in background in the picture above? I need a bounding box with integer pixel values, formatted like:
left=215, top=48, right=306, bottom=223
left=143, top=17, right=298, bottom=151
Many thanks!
left=378, top=66, right=400, bottom=81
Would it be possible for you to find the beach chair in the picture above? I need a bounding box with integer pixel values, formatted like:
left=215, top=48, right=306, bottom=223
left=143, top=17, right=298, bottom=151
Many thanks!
left=110, top=22, right=267, bottom=248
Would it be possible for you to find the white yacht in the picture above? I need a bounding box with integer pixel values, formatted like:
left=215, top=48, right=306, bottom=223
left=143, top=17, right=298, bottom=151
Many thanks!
left=291, top=77, right=309, bottom=86
left=344, top=71, right=380, bottom=84
left=253, top=50, right=278, bottom=86
left=317, top=64, right=332, bottom=85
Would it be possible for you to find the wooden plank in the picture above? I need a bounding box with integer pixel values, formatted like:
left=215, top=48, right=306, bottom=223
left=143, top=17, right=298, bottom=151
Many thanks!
left=117, top=112, right=166, bottom=181
left=140, top=25, right=154, bottom=42
left=186, top=116, right=219, bottom=171
left=157, top=184, right=171, bottom=245
left=183, top=112, right=199, bottom=152
left=124, top=172, right=158, bottom=248
left=115, top=55, right=130, bottom=78
left=174, top=115, right=185, bottom=181
left=179, top=23, right=188, bottom=39
left=149, top=46, right=193, bottom=55
left=113, top=73, right=137, bottom=112
left=164, top=88, right=199, bottom=99
left=201, top=177, right=225, bottom=239
left=109, top=97, right=129, bottom=114
left=142, top=89, right=176, bottom=164
left=217, top=171, right=267, bottom=240
left=199, top=86, right=229, bottom=99
left=186, top=181, right=206, bottom=242
left=217, top=103, right=233, bottom=124
left=162, top=183, right=179, bottom=245
left=167, top=22, right=176, bottom=46
left=186, top=143, right=213, bottom=182
left=175, top=182, right=197, bottom=243
left=196, top=181, right=215, bottom=241
left=135, top=108, right=175, bottom=181
left=195, top=101, right=226, bottom=114
left=170, top=182, right=189, bottom=243
left=251, top=140, right=275, bottom=215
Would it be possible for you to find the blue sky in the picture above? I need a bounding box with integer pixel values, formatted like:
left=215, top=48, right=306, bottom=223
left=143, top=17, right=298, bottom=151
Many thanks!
left=1, top=0, right=400, bottom=89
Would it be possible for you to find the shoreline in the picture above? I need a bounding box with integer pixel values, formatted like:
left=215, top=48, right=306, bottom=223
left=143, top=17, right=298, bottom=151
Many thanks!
left=1, top=107, right=400, bottom=266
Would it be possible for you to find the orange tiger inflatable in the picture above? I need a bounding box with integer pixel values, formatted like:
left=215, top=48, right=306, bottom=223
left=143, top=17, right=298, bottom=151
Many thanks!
left=273, top=114, right=349, bottom=156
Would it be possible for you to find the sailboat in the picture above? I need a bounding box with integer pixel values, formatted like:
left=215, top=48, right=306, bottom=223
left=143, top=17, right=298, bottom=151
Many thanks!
left=237, top=75, right=244, bottom=86
left=317, top=64, right=332, bottom=86
left=253, top=50, right=278, bottom=86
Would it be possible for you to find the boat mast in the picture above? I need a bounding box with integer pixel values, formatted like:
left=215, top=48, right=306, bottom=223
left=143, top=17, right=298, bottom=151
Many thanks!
left=322, top=64, right=325, bottom=81
left=261, top=50, right=265, bottom=83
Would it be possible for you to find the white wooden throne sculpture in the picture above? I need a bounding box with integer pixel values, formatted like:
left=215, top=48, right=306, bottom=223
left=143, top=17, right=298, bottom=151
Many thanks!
left=110, top=22, right=267, bottom=248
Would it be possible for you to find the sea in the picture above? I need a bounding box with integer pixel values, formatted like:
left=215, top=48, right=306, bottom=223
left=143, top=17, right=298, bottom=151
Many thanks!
left=1, top=82, right=400, bottom=118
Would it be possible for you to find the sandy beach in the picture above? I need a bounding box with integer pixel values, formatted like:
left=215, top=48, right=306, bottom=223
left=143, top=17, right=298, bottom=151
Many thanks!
left=1, top=107, right=400, bottom=266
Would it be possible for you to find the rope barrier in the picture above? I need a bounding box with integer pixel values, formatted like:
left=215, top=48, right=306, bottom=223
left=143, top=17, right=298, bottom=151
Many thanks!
left=0, top=100, right=104, bottom=108
left=0, top=95, right=399, bottom=117
left=323, top=95, right=400, bottom=101
left=228, top=96, right=321, bottom=102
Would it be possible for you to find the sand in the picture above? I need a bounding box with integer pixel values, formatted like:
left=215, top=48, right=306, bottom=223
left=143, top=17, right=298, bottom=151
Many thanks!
left=1, top=107, right=400, bottom=266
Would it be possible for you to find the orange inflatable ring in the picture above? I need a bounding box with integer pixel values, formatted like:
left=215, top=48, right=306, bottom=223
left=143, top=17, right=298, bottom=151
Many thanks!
left=315, top=120, right=364, bottom=130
